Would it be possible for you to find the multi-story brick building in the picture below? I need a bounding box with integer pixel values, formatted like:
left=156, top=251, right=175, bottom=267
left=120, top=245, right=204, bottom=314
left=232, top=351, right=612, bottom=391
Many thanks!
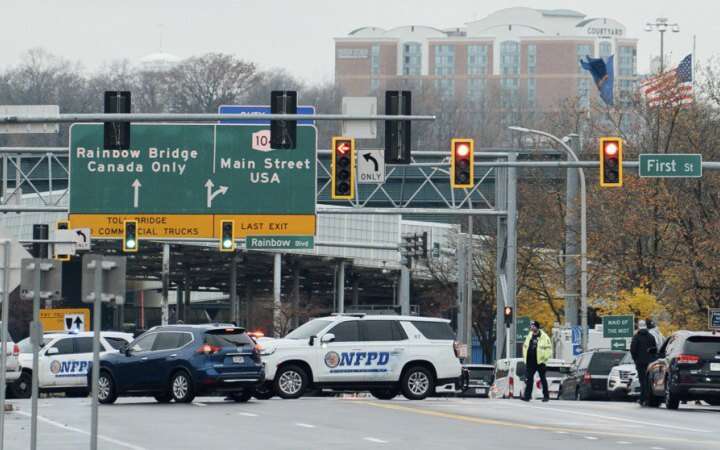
left=335, top=7, right=638, bottom=109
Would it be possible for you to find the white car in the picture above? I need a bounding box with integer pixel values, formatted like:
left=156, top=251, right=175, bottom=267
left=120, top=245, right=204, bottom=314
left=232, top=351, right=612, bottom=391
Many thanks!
left=3, top=339, right=21, bottom=386
left=258, top=314, right=463, bottom=400
left=12, top=331, right=133, bottom=398
left=607, top=352, right=638, bottom=400
left=490, top=358, right=525, bottom=398
left=529, top=359, right=570, bottom=400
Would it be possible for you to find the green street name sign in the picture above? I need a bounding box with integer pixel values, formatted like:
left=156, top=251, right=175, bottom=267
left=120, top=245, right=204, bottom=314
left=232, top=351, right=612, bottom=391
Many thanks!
left=639, top=154, right=702, bottom=178
left=611, top=339, right=628, bottom=351
left=602, top=315, right=635, bottom=338
left=246, top=236, right=315, bottom=250
left=516, top=316, right=531, bottom=342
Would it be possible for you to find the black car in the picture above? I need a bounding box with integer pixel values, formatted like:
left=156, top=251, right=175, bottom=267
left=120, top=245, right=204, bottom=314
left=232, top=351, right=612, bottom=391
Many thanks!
left=91, top=325, right=265, bottom=404
left=646, top=331, right=720, bottom=409
left=459, top=364, right=494, bottom=397
left=560, top=350, right=625, bottom=400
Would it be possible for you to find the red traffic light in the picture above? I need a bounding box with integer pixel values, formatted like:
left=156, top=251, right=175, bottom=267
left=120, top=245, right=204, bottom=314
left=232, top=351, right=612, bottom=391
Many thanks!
left=504, top=306, right=512, bottom=316
left=455, top=143, right=470, bottom=157
left=603, top=141, right=618, bottom=156
left=336, top=140, right=351, bottom=154
left=451, top=138, right=474, bottom=189
left=600, top=137, right=623, bottom=188
left=332, top=136, right=355, bottom=200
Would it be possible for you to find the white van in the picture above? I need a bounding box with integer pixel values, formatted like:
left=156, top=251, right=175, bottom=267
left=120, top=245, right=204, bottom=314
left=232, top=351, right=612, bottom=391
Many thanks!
left=490, top=358, right=525, bottom=398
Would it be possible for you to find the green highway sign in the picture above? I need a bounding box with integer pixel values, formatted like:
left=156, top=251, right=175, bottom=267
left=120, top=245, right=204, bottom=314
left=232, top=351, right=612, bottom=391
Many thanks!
left=639, top=154, right=702, bottom=178
left=246, top=236, right=315, bottom=250
left=602, top=315, right=634, bottom=338
left=516, top=316, right=531, bottom=342
left=611, top=339, right=628, bottom=351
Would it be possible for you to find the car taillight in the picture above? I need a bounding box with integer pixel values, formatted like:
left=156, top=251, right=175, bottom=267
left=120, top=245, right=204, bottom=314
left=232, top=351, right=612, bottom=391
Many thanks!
left=536, top=380, right=541, bottom=389
left=12, top=344, right=19, bottom=356
left=508, top=376, right=514, bottom=398
left=676, top=354, right=700, bottom=365
left=453, top=341, right=460, bottom=358
left=197, top=344, right=221, bottom=354
left=583, top=372, right=592, bottom=384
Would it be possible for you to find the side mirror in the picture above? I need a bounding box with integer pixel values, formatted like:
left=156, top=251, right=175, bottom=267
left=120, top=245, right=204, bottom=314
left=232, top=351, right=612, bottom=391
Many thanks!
left=321, top=333, right=335, bottom=344
left=46, top=347, right=59, bottom=355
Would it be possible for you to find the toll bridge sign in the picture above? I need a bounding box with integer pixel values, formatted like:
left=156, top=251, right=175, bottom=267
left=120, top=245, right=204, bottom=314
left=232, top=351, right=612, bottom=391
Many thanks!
left=68, top=124, right=317, bottom=239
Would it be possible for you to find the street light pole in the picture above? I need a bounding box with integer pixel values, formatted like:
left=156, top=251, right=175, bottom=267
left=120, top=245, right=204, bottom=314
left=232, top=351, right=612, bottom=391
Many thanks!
left=509, top=126, right=589, bottom=350
left=646, top=18, right=680, bottom=152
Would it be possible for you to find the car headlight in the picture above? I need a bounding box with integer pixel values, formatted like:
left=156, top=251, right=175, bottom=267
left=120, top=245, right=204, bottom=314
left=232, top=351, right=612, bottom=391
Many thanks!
left=259, top=347, right=276, bottom=356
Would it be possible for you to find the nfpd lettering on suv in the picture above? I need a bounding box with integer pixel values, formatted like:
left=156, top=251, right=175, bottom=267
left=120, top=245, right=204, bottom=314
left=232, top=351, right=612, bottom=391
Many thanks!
left=257, top=314, right=463, bottom=400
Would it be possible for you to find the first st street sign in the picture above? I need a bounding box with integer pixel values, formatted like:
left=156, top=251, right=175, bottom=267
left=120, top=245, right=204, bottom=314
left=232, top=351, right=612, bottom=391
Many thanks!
left=69, top=124, right=317, bottom=240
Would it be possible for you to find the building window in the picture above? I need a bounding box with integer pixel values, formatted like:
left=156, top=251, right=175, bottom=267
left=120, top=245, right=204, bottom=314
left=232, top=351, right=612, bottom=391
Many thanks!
left=403, top=42, right=422, bottom=76
left=467, top=45, right=488, bottom=75
left=618, top=46, right=636, bottom=77
left=371, top=45, right=380, bottom=76
left=434, top=78, right=454, bottom=98
left=434, top=45, right=455, bottom=77
left=468, top=78, right=485, bottom=100
left=527, top=78, right=536, bottom=109
left=370, top=78, right=380, bottom=91
left=577, top=78, right=590, bottom=108
left=599, top=41, right=612, bottom=59
left=500, top=41, right=520, bottom=76
left=576, top=44, right=593, bottom=73
left=337, top=48, right=369, bottom=59
left=527, top=44, right=537, bottom=75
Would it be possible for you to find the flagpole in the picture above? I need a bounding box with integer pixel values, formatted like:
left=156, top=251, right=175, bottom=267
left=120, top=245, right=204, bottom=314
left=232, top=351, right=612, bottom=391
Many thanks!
left=693, top=34, right=697, bottom=91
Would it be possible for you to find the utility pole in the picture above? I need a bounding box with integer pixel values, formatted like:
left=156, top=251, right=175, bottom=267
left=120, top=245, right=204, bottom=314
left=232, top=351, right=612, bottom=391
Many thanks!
left=564, top=135, right=580, bottom=326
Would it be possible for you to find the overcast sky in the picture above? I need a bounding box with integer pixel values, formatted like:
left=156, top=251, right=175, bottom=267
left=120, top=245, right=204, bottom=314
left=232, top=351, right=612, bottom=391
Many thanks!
left=1, top=0, right=713, bottom=82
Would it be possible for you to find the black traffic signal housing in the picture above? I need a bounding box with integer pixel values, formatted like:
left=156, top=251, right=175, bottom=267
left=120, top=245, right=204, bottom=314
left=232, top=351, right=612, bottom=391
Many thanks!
left=104, top=91, right=131, bottom=150
left=503, top=306, right=513, bottom=328
left=419, top=231, right=428, bottom=259
left=331, top=137, right=355, bottom=199
left=123, top=220, right=138, bottom=253
left=400, top=234, right=415, bottom=268
left=600, top=137, right=623, bottom=187
left=451, top=138, right=474, bottom=188
left=270, top=90, right=297, bottom=149
left=220, top=220, right=236, bottom=252
left=55, top=220, right=71, bottom=261
left=385, top=90, right=412, bottom=164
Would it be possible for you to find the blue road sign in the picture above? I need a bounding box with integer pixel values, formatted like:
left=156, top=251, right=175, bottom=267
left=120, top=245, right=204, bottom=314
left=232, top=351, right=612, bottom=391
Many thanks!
left=219, top=105, right=315, bottom=125
left=571, top=326, right=582, bottom=356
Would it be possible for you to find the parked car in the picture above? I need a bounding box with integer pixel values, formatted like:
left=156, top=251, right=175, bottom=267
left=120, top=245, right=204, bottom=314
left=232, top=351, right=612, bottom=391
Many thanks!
left=529, top=359, right=570, bottom=400
left=12, top=331, right=132, bottom=398
left=459, top=364, right=494, bottom=397
left=646, top=331, right=720, bottom=409
left=559, top=350, right=625, bottom=400
left=607, top=352, right=638, bottom=400
left=490, top=358, right=525, bottom=398
left=92, top=325, right=265, bottom=404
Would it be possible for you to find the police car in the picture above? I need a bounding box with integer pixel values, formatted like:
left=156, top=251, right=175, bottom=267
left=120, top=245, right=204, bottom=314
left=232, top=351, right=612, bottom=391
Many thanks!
left=258, top=314, right=462, bottom=400
left=13, top=331, right=133, bottom=398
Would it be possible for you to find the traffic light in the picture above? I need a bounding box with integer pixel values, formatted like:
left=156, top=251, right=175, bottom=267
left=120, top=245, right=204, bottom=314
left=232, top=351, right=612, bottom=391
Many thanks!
left=400, top=234, right=414, bottom=268
left=55, top=220, right=71, bottom=261
left=122, top=220, right=138, bottom=253
left=270, top=90, right=297, bottom=149
left=331, top=137, right=355, bottom=199
left=104, top=91, right=131, bottom=150
left=451, top=138, right=474, bottom=188
left=503, top=306, right=513, bottom=327
left=420, top=231, right=428, bottom=259
left=600, top=137, right=623, bottom=187
left=220, top=220, right=235, bottom=252
left=384, top=90, right=412, bottom=164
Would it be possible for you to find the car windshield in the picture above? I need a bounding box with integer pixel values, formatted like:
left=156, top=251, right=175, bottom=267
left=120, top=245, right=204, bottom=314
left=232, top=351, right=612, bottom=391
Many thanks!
left=468, top=368, right=494, bottom=382
left=588, top=352, right=626, bottom=373
left=285, top=319, right=332, bottom=340
left=18, top=337, right=52, bottom=353
left=684, top=336, right=720, bottom=358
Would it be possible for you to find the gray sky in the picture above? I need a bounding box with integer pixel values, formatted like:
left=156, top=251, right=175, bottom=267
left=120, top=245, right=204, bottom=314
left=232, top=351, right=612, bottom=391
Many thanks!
left=1, top=0, right=713, bottom=82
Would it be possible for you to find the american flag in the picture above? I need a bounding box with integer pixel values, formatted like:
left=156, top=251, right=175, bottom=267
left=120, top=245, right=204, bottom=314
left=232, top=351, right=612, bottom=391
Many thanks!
left=640, top=54, right=693, bottom=107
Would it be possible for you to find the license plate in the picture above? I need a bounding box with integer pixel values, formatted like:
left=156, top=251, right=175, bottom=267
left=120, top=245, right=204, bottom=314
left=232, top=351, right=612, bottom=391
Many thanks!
left=475, top=388, right=486, bottom=394
left=711, top=363, right=720, bottom=372
left=232, top=356, right=244, bottom=364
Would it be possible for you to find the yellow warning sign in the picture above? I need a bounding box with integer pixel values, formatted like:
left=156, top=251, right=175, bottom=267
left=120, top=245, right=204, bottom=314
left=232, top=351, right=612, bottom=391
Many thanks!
left=39, top=308, right=90, bottom=332
left=68, top=214, right=316, bottom=239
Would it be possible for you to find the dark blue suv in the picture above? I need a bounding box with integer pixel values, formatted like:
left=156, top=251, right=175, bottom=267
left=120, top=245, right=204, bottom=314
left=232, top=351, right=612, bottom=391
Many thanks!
left=91, top=325, right=265, bottom=404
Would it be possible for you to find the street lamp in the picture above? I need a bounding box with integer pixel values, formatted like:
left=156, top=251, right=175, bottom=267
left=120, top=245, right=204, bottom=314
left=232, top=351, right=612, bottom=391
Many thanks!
left=508, top=126, right=589, bottom=351
left=646, top=18, right=680, bottom=154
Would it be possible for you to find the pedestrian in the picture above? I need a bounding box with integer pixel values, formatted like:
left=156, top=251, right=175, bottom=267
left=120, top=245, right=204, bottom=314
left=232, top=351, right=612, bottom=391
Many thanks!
left=522, top=320, right=552, bottom=402
left=646, top=319, right=664, bottom=349
left=630, top=319, right=658, bottom=406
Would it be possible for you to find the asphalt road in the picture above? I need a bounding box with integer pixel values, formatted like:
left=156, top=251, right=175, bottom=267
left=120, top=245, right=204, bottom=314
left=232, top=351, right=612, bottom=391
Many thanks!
left=2, top=396, right=719, bottom=450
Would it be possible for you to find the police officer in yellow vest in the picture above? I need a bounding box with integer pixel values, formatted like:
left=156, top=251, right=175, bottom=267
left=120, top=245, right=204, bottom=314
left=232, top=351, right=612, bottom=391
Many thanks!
left=522, top=320, right=553, bottom=402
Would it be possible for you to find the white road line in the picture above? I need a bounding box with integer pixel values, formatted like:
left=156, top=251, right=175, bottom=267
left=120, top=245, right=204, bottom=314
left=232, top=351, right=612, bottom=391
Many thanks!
left=237, top=412, right=258, bottom=417
left=14, top=411, right=147, bottom=450
left=585, top=436, right=598, bottom=440
left=651, top=447, right=665, bottom=450
left=554, top=431, right=568, bottom=435
left=295, top=422, right=316, bottom=428
left=363, top=437, right=389, bottom=444
left=616, top=441, right=631, bottom=445
left=192, top=402, right=207, bottom=407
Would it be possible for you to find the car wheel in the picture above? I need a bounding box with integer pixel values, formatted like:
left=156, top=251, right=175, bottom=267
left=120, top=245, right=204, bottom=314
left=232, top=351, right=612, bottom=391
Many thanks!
left=401, top=366, right=434, bottom=400
left=169, top=371, right=195, bottom=403
left=97, top=371, right=117, bottom=405
left=9, top=371, right=32, bottom=399
left=252, top=383, right=274, bottom=400
left=274, top=364, right=308, bottom=399
left=154, top=394, right=172, bottom=403
left=370, top=387, right=399, bottom=400
left=230, top=391, right=253, bottom=403
left=664, top=377, right=680, bottom=410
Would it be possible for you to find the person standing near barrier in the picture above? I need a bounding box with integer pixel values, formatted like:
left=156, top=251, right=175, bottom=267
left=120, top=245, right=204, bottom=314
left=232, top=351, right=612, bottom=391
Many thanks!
left=522, top=320, right=552, bottom=402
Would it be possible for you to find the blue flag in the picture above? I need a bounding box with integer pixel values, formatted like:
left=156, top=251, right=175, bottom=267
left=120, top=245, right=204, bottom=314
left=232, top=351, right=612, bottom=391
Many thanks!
left=580, top=55, right=614, bottom=106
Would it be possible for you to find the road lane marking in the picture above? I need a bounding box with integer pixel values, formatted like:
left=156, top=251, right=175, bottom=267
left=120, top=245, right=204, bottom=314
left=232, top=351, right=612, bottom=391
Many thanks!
left=14, top=411, right=146, bottom=450
left=585, top=436, right=598, bottom=440
left=363, top=437, right=388, bottom=444
left=295, top=423, right=316, bottom=428
left=356, top=401, right=720, bottom=448
left=616, top=442, right=631, bottom=445
left=237, top=412, right=258, bottom=417
left=192, top=402, right=207, bottom=407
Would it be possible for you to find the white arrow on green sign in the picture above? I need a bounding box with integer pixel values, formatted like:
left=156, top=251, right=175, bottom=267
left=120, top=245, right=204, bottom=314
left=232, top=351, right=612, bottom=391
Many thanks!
left=639, top=154, right=702, bottom=178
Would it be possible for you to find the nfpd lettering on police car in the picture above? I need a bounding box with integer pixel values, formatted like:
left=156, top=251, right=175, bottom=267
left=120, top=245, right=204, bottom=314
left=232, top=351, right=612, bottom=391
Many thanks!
left=324, top=351, right=392, bottom=373
left=50, top=359, right=90, bottom=378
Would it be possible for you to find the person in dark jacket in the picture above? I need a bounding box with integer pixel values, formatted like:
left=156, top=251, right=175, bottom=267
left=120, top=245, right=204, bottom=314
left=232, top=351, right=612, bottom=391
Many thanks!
left=630, top=319, right=659, bottom=406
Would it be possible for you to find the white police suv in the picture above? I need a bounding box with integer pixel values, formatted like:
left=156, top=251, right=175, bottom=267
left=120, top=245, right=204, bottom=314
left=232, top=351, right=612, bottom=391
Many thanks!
left=13, top=331, right=133, bottom=398
left=258, top=314, right=462, bottom=400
